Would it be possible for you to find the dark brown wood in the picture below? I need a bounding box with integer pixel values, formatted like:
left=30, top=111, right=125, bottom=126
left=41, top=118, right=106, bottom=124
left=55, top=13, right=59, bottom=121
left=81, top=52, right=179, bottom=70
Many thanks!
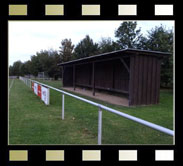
left=143, top=56, right=149, bottom=105
left=156, top=59, right=161, bottom=103
left=63, top=66, right=73, bottom=87
left=149, top=57, right=155, bottom=104
left=146, top=57, right=152, bottom=105
left=62, top=66, right=64, bottom=87
left=92, top=62, right=95, bottom=96
left=59, top=49, right=169, bottom=67
left=75, top=64, right=91, bottom=86
left=154, top=59, right=159, bottom=104
left=73, top=65, right=75, bottom=90
left=95, top=86, right=128, bottom=94
left=151, top=58, right=157, bottom=104
left=133, top=56, right=139, bottom=105
left=112, top=63, right=115, bottom=89
left=113, top=60, right=129, bottom=93
left=129, top=56, right=135, bottom=105
left=61, top=50, right=164, bottom=106
left=120, top=58, right=130, bottom=73
left=137, top=55, right=143, bottom=105
left=75, top=83, right=129, bottom=94
left=140, top=55, right=145, bottom=105
left=62, top=56, right=130, bottom=67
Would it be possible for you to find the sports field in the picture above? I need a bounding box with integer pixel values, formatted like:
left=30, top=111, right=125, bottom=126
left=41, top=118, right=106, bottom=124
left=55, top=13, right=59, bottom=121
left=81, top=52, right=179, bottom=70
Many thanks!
left=9, top=78, right=174, bottom=145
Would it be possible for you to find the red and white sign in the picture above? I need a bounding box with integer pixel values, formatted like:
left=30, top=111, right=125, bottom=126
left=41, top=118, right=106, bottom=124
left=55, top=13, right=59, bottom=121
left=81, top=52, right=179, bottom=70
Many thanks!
left=41, top=86, right=50, bottom=105
left=38, top=84, right=42, bottom=98
left=31, top=82, right=50, bottom=105
left=32, top=82, right=34, bottom=91
left=34, top=83, right=38, bottom=95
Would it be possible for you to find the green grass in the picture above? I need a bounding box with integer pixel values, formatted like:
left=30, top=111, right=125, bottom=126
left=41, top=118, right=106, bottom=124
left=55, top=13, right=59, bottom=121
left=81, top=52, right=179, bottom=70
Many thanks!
left=9, top=79, right=174, bottom=145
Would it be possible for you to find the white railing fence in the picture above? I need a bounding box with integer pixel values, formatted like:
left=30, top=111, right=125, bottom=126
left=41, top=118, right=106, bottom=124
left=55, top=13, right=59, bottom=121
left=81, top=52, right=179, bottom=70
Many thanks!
left=19, top=77, right=174, bottom=145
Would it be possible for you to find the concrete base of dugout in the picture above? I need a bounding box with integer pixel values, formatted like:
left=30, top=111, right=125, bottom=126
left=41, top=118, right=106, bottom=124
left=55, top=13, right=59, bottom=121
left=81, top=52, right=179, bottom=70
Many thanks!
left=62, top=87, right=129, bottom=107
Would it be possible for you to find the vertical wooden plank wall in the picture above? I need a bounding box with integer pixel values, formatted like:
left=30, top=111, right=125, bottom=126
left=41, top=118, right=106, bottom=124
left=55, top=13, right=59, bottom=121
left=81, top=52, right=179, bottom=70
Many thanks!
left=129, top=56, right=135, bottom=105
left=73, top=65, right=76, bottom=90
left=63, top=66, right=73, bottom=87
left=142, top=56, right=148, bottom=104
left=129, top=55, right=161, bottom=106
left=92, top=62, right=95, bottom=96
left=75, top=64, right=92, bottom=86
left=146, top=56, right=153, bottom=105
left=156, top=59, right=161, bottom=103
left=62, top=66, right=64, bottom=87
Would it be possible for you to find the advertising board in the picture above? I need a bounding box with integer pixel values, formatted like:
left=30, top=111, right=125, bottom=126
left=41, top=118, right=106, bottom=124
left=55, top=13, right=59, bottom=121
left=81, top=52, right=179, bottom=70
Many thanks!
left=38, top=84, right=42, bottom=98
left=32, top=82, right=34, bottom=91
left=34, top=83, right=38, bottom=95
left=41, top=86, right=50, bottom=105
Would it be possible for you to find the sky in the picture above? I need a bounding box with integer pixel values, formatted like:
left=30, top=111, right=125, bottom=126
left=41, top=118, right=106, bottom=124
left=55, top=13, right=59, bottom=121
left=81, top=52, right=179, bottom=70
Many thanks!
left=9, top=21, right=174, bottom=66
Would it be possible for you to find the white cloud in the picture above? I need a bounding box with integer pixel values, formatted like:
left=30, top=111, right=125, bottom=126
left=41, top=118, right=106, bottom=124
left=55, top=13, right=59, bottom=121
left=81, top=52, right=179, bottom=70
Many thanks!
left=8, top=21, right=174, bottom=66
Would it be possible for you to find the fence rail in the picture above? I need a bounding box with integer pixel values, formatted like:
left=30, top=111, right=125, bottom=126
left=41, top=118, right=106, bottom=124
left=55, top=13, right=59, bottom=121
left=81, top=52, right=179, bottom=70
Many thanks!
left=19, top=77, right=174, bottom=144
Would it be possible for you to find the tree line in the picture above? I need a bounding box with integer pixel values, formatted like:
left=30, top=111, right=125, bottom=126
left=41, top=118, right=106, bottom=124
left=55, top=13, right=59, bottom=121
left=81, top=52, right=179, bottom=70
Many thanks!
left=9, top=21, right=173, bottom=88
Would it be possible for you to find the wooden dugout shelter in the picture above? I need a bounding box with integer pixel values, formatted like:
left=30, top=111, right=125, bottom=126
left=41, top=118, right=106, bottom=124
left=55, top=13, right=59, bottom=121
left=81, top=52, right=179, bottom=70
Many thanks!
left=58, top=48, right=170, bottom=106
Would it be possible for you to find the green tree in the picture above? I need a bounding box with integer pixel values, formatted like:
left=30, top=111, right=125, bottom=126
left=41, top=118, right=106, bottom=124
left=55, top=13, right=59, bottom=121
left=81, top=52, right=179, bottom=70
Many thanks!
left=59, top=39, right=74, bottom=62
left=73, top=35, right=99, bottom=59
left=98, top=37, right=119, bottom=53
left=30, top=54, right=41, bottom=76
left=115, top=21, right=143, bottom=49
left=10, top=61, right=23, bottom=76
left=146, top=25, right=173, bottom=52
left=19, top=60, right=31, bottom=76
left=145, top=25, right=173, bottom=87
left=47, top=50, right=61, bottom=79
left=30, top=49, right=61, bottom=79
left=24, top=60, right=32, bottom=75
left=9, top=65, right=14, bottom=76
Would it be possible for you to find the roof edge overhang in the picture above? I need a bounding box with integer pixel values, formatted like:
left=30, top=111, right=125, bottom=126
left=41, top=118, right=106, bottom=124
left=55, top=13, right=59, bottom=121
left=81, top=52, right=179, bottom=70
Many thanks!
left=58, top=48, right=171, bottom=66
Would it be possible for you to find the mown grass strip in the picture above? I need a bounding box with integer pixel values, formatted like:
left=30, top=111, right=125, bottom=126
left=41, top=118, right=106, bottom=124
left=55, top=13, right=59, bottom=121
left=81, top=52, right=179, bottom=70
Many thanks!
left=9, top=79, right=173, bottom=145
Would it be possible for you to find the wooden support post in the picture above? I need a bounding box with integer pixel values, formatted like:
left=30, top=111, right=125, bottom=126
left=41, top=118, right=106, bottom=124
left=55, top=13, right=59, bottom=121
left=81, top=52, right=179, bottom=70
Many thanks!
left=92, top=62, right=95, bottom=96
left=73, top=65, right=75, bottom=90
left=120, top=58, right=130, bottom=73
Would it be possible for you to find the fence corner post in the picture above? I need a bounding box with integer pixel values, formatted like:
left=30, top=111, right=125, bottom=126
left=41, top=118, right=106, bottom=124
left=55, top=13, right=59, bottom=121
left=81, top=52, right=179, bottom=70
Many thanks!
left=98, top=106, right=102, bottom=145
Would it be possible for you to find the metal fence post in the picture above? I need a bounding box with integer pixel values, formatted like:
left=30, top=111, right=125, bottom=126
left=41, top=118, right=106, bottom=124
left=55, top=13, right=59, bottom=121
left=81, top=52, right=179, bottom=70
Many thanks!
left=26, top=79, right=174, bottom=137
left=98, top=106, right=102, bottom=145
left=30, top=80, right=31, bottom=88
left=62, top=94, right=64, bottom=120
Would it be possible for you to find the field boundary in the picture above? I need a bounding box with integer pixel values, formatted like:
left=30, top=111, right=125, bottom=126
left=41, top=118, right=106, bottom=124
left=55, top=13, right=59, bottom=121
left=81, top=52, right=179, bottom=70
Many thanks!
left=9, top=79, right=15, bottom=93
left=19, top=77, right=174, bottom=145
